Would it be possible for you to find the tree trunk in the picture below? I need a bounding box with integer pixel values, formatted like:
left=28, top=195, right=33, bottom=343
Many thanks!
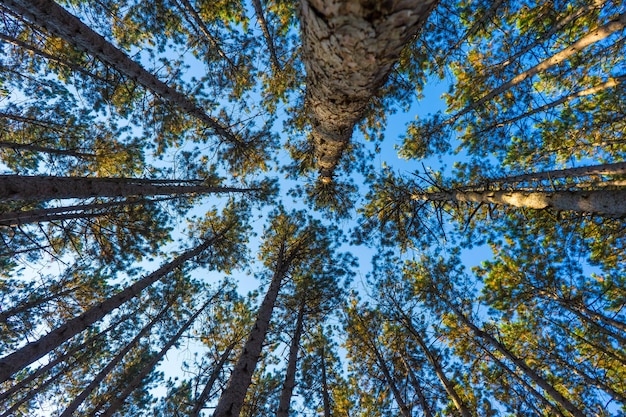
left=450, top=12, right=626, bottom=123
left=0, top=287, right=74, bottom=322
left=0, top=234, right=222, bottom=383
left=212, top=246, right=288, bottom=417
left=413, top=188, right=626, bottom=217
left=276, top=297, right=306, bottom=417
left=59, top=301, right=174, bottom=417
left=0, top=175, right=254, bottom=202
left=191, top=342, right=237, bottom=417
left=2, top=0, right=240, bottom=145
left=445, top=301, right=586, bottom=417
left=251, top=0, right=281, bottom=71
left=0, top=139, right=96, bottom=158
left=400, top=354, right=434, bottom=417
left=300, top=0, right=437, bottom=181
left=319, top=345, right=331, bottom=417
left=98, top=298, right=214, bottom=417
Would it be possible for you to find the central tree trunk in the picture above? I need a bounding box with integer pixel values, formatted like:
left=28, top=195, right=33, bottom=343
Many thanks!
left=300, top=0, right=437, bottom=181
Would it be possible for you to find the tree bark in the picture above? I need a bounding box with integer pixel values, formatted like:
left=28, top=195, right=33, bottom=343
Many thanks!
left=300, top=0, right=437, bottom=181
left=191, top=342, right=237, bottom=417
left=99, top=297, right=214, bottom=417
left=0, top=234, right=222, bottom=383
left=251, top=0, right=281, bottom=71
left=212, top=245, right=288, bottom=417
left=59, top=302, right=174, bottom=417
left=0, top=175, right=254, bottom=202
left=2, top=0, right=241, bottom=145
left=319, top=345, right=331, bottom=417
left=276, top=297, right=306, bottom=417
left=413, top=188, right=626, bottom=217
left=400, top=354, right=434, bottom=417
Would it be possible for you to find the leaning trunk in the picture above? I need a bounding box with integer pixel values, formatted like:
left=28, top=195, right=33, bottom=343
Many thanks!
left=300, top=0, right=437, bottom=181
left=0, top=234, right=222, bottom=383
left=276, top=297, right=306, bottom=417
left=191, top=342, right=237, bottom=417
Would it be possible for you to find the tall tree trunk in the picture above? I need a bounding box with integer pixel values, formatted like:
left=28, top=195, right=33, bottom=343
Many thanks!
left=191, top=342, right=237, bottom=417
left=0, top=139, right=96, bottom=158
left=98, top=298, right=214, bottom=417
left=0, top=233, right=223, bottom=383
left=59, top=301, right=174, bottom=417
left=300, top=0, right=437, bottom=181
left=0, top=175, right=254, bottom=202
left=0, top=287, right=74, bottom=322
left=413, top=188, right=626, bottom=216
left=251, top=0, right=281, bottom=71
left=319, top=344, right=331, bottom=417
left=445, top=301, right=586, bottom=417
left=2, top=0, right=241, bottom=145
left=276, top=297, right=306, bottom=417
left=212, top=246, right=288, bottom=417
left=400, top=354, right=434, bottom=417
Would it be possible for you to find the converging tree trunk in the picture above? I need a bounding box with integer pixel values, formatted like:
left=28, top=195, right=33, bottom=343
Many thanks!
left=191, top=342, right=237, bottom=417
left=276, top=297, right=306, bottom=417
left=0, top=232, right=225, bottom=383
left=300, top=0, right=437, bottom=181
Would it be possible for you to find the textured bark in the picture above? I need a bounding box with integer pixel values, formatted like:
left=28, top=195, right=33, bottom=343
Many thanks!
left=413, top=188, right=626, bottom=216
left=276, top=298, right=306, bottom=417
left=2, top=0, right=240, bottom=144
left=0, top=175, right=254, bottom=202
left=59, top=302, right=173, bottom=417
left=99, top=298, right=214, bottom=417
left=212, top=246, right=288, bottom=417
left=191, top=342, right=236, bottom=417
left=450, top=12, right=626, bottom=123
left=0, top=235, right=221, bottom=383
left=447, top=302, right=586, bottom=417
left=300, top=0, right=437, bottom=181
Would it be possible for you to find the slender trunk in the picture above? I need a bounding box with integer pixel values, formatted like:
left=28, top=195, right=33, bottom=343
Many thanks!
left=212, top=247, right=288, bottom=417
left=413, top=188, right=626, bottom=217
left=0, top=287, right=74, bottom=322
left=0, top=234, right=222, bottom=383
left=0, top=310, right=133, bottom=402
left=276, top=297, right=306, bottom=417
left=470, top=75, right=626, bottom=138
left=0, top=140, right=96, bottom=158
left=99, top=298, right=214, bottom=417
left=449, top=12, right=626, bottom=123
left=0, top=196, right=176, bottom=226
left=0, top=175, right=254, bottom=202
left=191, top=342, right=237, bottom=417
left=3, top=0, right=240, bottom=145
left=300, top=0, right=437, bottom=181
left=401, top=317, right=471, bottom=417
left=542, top=292, right=626, bottom=333
left=400, top=354, right=434, bottom=417
left=172, top=0, right=236, bottom=71
left=251, top=0, right=281, bottom=71
left=59, top=301, right=174, bottom=417
left=319, top=345, right=331, bottom=417
left=0, top=111, right=65, bottom=130
left=478, top=343, right=566, bottom=417
left=0, top=32, right=109, bottom=83
left=445, top=302, right=586, bottom=417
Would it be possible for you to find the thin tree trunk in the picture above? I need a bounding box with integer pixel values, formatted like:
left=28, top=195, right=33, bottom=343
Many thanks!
left=212, top=245, right=288, bottom=417
left=0, top=287, right=74, bottom=322
left=191, top=342, right=237, bottom=417
left=0, top=196, right=176, bottom=226
left=2, top=0, right=241, bottom=145
left=99, top=297, right=214, bottom=417
left=276, top=297, right=306, bottom=417
left=0, top=233, right=224, bottom=383
left=300, top=0, right=438, bottom=181
left=400, top=354, right=434, bottom=417
left=0, top=310, right=133, bottom=402
left=413, top=188, right=626, bottom=217
left=251, top=0, right=281, bottom=71
left=0, top=175, right=255, bottom=202
left=59, top=301, right=174, bottom=417
left=0, top=140, right=96, bottom=158
left=448, top=12, right=626, bottom=123
left=319, top=345, right=331, bottom=417
left=445, top=301, right=586, bottom=417
left=541, top=291, right=626, bottom=333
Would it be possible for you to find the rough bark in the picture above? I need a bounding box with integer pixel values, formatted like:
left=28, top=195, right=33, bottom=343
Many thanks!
left=276, top=297, right=306, bottom=417
left=0, top=175, right=255, bottom=202
left=300, top=0, right=438, bottom=181
left=2, top=0, right=241, bottom=145
left=0, top=235, right=221, bottom=383
left=191, top=342, right=236, bottom=417
left=212, top=245, right=288, bottom=417
left=99, top=298, right=214, bottom=417
left=413, top=188, right=626, bottom=217
left=59, top=302, right=173, bottom=417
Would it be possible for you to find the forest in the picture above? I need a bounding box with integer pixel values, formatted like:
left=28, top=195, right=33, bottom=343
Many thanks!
left=0, top=0, right=625, bottom=416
